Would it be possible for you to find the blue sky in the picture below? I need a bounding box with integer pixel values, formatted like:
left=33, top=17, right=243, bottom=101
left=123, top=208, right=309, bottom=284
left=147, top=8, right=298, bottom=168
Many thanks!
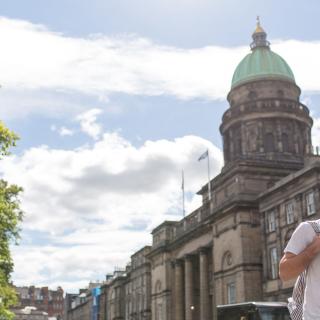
left=2, top=0, right=320, bottom=46
left=1, top=0, right=320, bottom=292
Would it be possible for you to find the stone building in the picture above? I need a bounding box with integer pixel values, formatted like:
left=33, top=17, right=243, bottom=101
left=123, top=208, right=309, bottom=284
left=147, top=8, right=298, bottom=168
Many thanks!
left=259, top=158, right=320, bottom=301
left=65, top=283, right=103, bottom=320
left=66, top=294, right=91, bottom=320
left=146, top=21, right=319, bottom=320
left=15, top=286, right=64, bottom=319
left=105, top=270, right=127, bottom=320
left=96, top=246, right=152, bottom=320
left=124, top=246, right=152, bottom=320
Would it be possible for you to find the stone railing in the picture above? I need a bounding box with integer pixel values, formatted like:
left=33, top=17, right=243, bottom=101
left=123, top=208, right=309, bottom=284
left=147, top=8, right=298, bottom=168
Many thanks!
left=173, top=193, right=259, bottom=240
left=174, top=204, right=210, bottom=238
left=151, top=192, right=259, bottom=249
left=222, top=99, right=310, bottom=123
left=151, top=239, right=170, bottom=249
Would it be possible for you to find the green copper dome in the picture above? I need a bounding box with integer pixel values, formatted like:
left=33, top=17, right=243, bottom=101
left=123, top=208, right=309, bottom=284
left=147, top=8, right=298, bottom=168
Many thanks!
left=231, top=21, right=295, bottom=88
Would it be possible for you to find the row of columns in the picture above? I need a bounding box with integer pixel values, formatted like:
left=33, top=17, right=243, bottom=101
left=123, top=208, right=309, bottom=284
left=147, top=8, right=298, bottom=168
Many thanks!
left=174, top=248, right=212, bottom=320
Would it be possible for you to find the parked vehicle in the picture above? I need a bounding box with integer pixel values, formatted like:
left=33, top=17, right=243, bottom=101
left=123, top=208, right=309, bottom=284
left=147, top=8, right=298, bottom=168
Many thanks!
left=217, top=301, right=291, bottom=320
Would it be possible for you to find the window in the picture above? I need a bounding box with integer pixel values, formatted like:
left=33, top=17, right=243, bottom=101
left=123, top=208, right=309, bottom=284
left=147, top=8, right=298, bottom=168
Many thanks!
left=227, top=282, right=236, bottom=304
left=282, top=133, right=290, bottom=152
left=267, top=210, right=276, bottom=232
left=235, top=138, right=242, bottom=156
left=156, top=303, right=163, bottom=320
left=270, top=247, right=279, bottom=279
left=306, top=191, right=316, bottom=216
left=264, top=133, right=275, bottom=152
left=285, top=202, right=294, bottom=224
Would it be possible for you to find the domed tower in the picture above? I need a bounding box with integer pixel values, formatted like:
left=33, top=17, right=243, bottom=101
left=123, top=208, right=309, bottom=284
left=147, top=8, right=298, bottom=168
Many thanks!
left=220, top=19, right=313, bottom=169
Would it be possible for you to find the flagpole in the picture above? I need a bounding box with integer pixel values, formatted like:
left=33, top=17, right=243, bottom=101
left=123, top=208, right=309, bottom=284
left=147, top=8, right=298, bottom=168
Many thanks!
left=207, top=150, right=211, bottom=201
left=198, top=149, right=211, bottom=201
left=182, top=170, right=185, bottom=217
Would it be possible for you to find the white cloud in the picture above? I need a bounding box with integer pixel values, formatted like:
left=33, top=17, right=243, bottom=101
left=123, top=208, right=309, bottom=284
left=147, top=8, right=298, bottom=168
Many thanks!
left=59, top=127, right=74, bottom=137
left=3, top=132, right=223, bottom=291
left=51, top=124, right=74, bottom=137
left=76, top=108, right=103, bottom=139
left=0, top=17, right=320, bottom=119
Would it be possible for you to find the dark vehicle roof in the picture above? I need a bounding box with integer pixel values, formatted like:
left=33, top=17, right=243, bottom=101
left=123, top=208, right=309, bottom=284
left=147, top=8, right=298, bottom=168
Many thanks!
left=217, top=301, right=288, bottom=309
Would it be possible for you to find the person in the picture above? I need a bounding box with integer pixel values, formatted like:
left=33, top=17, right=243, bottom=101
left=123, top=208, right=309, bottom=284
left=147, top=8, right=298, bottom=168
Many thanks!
left=279, top=220, right=320, bottom=319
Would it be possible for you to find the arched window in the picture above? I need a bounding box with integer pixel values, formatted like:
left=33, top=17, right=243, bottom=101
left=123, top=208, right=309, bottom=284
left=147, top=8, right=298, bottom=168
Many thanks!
left=223, top=133, right=230, bottom=162
left=233, top=126, right=242, bottom=157
left=264, top=133, right=275, bottom=152
left=235, top=137, right=242, bottom=156
left=282, top=133, right=290, bottom=152
left=297, top=137, right=302, bottom=154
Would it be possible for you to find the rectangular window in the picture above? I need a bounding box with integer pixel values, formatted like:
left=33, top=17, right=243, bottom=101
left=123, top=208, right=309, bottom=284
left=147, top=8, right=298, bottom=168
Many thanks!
left=227, top=282, right=236, bottom=304
left=306, top=191, right=316, bottom=216
left=285, top=202, right=294, bottom=224
left=267, top=210, right=276, bottom=232
left=156, top=303, right=163, bottom=320
left=270, top=247, right=279, bottom=279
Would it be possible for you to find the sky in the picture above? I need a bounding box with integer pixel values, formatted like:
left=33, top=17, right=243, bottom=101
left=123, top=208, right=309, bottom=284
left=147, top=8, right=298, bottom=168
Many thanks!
left=1, top=0, right=320, bottom=293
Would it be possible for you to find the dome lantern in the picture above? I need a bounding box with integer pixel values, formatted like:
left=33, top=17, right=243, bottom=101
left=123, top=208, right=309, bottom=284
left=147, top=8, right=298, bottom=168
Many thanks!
left=250, top=16, right=270, bottom=50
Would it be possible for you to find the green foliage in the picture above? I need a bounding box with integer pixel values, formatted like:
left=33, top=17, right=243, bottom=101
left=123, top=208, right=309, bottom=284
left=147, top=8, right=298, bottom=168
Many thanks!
left=0, top=121, right=23, bottom=319
left=0, top=122, right=19, bottom=158
left=0, top=273, right=18, bottom=320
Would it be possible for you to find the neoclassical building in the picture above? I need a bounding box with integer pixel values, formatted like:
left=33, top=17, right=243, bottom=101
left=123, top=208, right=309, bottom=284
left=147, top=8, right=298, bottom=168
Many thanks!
left=147, top=21, right=319, bottom=320
left=66, top=22, right=320, bottom=320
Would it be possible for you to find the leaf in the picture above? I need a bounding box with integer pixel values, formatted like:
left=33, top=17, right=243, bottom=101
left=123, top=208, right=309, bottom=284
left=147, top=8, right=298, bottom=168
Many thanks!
left=0, top=122, right=23, bottom=317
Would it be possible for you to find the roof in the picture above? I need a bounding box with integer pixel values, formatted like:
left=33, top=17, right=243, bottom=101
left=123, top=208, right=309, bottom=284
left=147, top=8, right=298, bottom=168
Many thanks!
left=231, top=47, right=295, bottom=88
left=231, top=21, right=295, bottom=88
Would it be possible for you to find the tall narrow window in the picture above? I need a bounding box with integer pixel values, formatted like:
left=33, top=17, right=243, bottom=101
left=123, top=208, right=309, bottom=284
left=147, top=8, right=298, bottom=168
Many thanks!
left=285, top=202, right=294, bottom=224
left=156, top=303, right=163, bottom=320
left=264, top=132, right=275, bottom=152
left=227, top=282, right=236, bottom=304
left=235, top=138, right=242, bottom=156
left=282, top=133, right=290, bottom=152
left=306, top=191, right=316, bottom=216
left=267, top=210, right=276, bottom=232
left=270, top=247, right=279, bottom=279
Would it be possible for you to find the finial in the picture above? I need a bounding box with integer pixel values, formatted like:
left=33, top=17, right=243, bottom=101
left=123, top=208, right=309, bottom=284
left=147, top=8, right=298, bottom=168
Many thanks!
left=250, top=17, right=270, bottom=50
left=254, top=15, right=264, bottom=34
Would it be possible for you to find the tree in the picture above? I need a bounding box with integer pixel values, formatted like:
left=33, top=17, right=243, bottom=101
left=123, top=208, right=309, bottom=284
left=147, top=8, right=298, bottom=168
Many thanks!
left=0, top=121, right=23, bottom=320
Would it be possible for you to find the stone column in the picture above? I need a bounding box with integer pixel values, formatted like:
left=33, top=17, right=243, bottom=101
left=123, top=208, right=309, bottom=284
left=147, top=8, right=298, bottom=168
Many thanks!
left=211, top=243, right=217, bottom=320
left=185, top=255, right=194, bottom=320
left=199, top=248, right=210, bottom=320
left=174, top=259, right=184, bottom=320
